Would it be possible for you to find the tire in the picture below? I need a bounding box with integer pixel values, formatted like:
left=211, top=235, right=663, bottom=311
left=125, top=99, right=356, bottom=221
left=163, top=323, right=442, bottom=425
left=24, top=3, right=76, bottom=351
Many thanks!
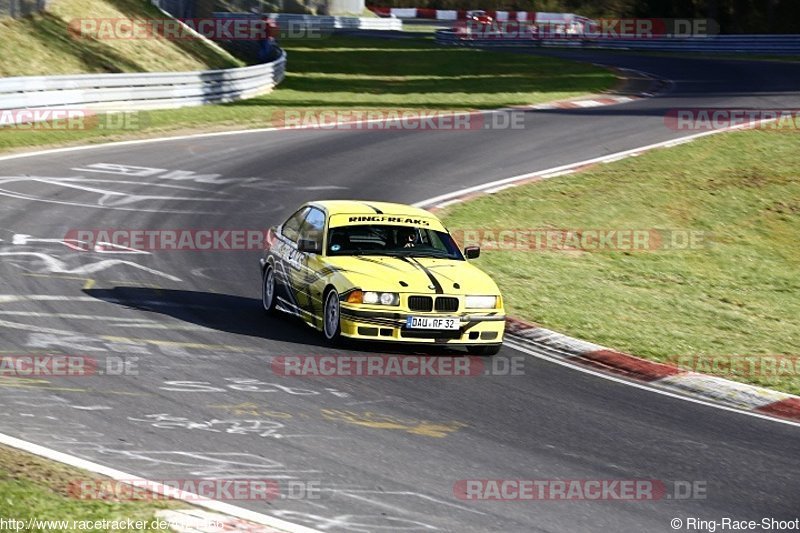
left=262, top=266, right=277, bottom=315
left=467, top=344, right=502, bottom=356
left=322, top=288, right=342, bottom=344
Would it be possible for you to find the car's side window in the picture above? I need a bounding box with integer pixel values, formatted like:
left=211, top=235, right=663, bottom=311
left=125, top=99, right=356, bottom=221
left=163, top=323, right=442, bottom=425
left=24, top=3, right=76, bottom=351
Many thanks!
left=281, top=207, right=309, bottom=243
left=299, top=208, right=326, bottom=250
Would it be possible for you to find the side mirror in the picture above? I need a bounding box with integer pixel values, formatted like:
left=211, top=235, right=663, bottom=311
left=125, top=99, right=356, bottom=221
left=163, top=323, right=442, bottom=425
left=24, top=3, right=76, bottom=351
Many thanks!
left=298, top=239, right=321, bottom=254
left=464, top=246, right=480, bottom=259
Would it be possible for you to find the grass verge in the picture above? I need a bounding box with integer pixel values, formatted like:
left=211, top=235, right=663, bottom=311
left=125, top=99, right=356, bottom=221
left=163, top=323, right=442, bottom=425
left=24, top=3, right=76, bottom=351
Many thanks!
left=0, top=34, right=616, bottom=153
left=0, top=0, right=241, bottom=76
left=440, top=129, right=800, bottom=394
left=400, top=23, right=446, bottom=33
left=0, top=444, right=184, bottom=532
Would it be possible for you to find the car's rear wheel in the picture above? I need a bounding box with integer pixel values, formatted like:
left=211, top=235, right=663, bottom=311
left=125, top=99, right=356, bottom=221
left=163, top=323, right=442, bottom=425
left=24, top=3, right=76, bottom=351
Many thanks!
left=322, top=289, right=342, bottom=344
left=262, top=266, right=277, bottom=315
left=467, top=344, right=501, bottom=356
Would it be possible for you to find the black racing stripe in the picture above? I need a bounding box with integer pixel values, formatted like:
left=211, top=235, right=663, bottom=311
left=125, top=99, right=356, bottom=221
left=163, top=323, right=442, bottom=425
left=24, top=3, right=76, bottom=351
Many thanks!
left=403, top=257, right=443, bottom=294
left=425, top=264, right=459, bottom=285
left=274, top=258, right=301, bottom=308
left=315, top=266, right=349, bottom=280
left=364, top=203, right=383, bottom=214
left=354, top=256, right=407, bottom=272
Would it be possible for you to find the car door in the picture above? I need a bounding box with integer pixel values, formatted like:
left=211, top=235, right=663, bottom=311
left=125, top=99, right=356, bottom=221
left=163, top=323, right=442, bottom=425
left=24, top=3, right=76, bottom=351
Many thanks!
left=292, top=207, right=327, bottom=324
left=273, top=207, right=308, bottom=313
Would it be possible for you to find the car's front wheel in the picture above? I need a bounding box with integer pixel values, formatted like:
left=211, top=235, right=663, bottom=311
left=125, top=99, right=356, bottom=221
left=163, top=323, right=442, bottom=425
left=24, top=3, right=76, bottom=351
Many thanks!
left=467, top=344, right=501, bottom=356
left=322, top=289, right=342, bottom=344
left=262, top=266, right=277, bottom=315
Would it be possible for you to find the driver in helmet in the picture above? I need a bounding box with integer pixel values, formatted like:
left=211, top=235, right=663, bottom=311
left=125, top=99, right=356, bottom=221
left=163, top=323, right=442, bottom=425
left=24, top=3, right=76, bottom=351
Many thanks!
left=397, top=227, right=418, bottom=248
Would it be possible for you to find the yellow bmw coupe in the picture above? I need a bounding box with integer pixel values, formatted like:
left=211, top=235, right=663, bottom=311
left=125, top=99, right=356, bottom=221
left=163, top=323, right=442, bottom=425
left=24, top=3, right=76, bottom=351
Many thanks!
left=260, top=200, right=505, bottom=354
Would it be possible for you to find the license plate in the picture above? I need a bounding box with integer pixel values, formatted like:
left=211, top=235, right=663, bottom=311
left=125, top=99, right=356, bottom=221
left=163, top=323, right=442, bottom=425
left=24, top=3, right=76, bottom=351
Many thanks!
left=405, top=316, right=459, bottom=330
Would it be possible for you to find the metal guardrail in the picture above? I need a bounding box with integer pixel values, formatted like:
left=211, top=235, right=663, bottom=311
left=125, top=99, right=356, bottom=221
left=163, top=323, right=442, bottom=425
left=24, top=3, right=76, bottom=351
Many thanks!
left=436, top=30, right=544, bottom=48
left=0, top=0, right=49, bottom=18
left=0, top=50, right=286, bottom=122
left=150, top=0, right=196, bottom=19
left=436, top=30, right=800, bottom=54
left=213, top=12, right=403, bottom=31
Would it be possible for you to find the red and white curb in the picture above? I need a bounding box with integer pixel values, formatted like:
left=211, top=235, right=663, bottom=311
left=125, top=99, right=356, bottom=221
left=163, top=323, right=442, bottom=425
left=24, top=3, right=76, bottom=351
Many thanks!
left=508, top=67, right=667, bottom=111
left=505, top=318, right=800, bottom=423
left=369, top=7, right=537, bottom=22
left=515, top=94, right=636, bottom=111
left=0, top=55, right=666, bottom=533
left=414, top=110, right=800, bottom=425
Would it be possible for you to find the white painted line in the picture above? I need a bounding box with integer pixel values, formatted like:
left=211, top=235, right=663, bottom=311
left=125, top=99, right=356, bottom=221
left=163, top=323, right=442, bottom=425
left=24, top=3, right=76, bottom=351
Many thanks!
left=0, top=109, right=491, bottom=164
left=434, top=198, right=463, bottom=209
left=0, top=310, right=158, bottom=321
left=0, top=127, right=291, bottom=164
left=408, top=103, right=795, bottom=426
left=412, top=118, right=773, bottom=209
left=0, top=431, right=324, bottom=533
left=0, top=252, right=181, bottom=281
left=572, top=100, right=602, bottom=108
left=664, top=138, right=694, bottom=148
left=601, top=154, right=634, bottom=163
left=538, top=169, right=575, bottom=179
left=0, top=68, right=661, bottom=165
left=504, top=339, right=800, bottom=429
left=484, top=183, right=517, bottom=194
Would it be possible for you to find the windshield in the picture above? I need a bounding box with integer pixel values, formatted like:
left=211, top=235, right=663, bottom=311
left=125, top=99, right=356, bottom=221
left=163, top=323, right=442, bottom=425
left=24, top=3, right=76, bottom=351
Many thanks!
left=327, top=224, right=463, bottom=259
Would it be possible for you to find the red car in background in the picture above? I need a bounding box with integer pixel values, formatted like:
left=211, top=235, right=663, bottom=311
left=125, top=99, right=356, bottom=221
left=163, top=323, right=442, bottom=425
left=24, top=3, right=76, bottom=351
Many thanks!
left=465, top=9, right=493, bottom=24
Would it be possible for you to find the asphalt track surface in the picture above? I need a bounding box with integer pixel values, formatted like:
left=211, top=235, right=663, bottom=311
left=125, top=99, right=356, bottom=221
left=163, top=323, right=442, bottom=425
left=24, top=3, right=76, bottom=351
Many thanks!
left=0, top=49, right=799, bottom=533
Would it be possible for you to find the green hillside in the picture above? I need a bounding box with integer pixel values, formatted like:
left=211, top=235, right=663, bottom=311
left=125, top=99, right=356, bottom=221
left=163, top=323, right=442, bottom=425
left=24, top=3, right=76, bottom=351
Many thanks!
left=0, top=0, right=242, bottom=77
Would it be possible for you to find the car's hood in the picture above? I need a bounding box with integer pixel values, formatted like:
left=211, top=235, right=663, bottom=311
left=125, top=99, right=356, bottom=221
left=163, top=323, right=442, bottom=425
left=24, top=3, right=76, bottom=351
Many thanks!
left=324, top=255, right=501, bottom=295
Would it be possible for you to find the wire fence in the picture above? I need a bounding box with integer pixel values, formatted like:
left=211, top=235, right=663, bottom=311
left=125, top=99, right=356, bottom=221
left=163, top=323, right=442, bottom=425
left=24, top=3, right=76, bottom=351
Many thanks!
left=0, top=0, right=49, bottom=18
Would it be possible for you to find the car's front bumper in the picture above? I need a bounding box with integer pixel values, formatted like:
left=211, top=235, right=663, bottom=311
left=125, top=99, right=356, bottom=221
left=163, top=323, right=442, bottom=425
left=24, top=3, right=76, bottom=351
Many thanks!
left=339, top=304, right=505, bottom=344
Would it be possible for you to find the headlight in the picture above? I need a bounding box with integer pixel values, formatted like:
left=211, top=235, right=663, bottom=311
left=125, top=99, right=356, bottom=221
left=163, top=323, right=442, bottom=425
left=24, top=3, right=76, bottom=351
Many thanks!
left=380, top=292, right=399, bottom=305
left=465, top=295, right=498, bottom=309
left=361, top=291, right=400, bottom=306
